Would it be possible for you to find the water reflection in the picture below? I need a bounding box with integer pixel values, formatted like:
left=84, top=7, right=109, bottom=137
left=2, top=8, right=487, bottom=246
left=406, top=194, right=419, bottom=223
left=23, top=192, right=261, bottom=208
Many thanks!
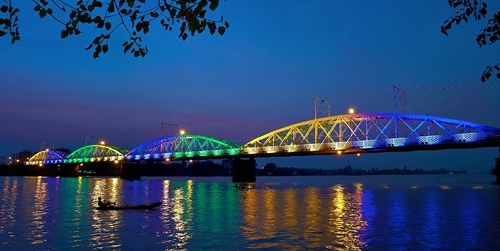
left=172, top=183, right=191, bottom=248
left=0, top=175, right=497, bottom=250
left=0, top=177, right=18, bottom=245
left=30, top=177, right=48, bottom=245
left=90, top=178, right=123, bottom=249
left=240, top=183, right=367, bottom=250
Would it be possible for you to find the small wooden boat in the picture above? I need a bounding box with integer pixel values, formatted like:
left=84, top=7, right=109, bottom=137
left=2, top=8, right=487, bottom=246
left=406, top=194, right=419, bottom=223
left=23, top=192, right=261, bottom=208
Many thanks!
left=95, top=201, right=162, bottom=211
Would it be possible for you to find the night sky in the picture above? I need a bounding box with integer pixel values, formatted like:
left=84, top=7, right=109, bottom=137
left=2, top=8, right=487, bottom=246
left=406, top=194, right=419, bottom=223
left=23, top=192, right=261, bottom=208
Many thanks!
left=1, top=1, right=499, bottom=171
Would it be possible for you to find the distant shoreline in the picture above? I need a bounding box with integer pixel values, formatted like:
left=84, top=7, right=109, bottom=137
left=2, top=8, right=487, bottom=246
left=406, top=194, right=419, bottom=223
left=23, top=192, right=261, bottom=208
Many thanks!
left=0, top=163, right=482, bottom=178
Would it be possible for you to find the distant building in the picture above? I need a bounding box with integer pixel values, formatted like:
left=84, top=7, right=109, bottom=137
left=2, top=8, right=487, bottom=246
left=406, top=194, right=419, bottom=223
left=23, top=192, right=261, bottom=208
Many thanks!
left=10, top=150, right=35, bottom=165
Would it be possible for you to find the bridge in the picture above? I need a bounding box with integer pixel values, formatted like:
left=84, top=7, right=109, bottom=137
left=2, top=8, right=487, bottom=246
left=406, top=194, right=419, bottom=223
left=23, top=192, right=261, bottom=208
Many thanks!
left=26, top=112, right=500, bottom=165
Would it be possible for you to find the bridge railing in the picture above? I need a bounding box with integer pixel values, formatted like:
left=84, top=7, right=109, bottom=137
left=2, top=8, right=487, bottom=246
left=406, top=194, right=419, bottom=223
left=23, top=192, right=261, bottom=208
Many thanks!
left=242, top=132, right=493, bottom=155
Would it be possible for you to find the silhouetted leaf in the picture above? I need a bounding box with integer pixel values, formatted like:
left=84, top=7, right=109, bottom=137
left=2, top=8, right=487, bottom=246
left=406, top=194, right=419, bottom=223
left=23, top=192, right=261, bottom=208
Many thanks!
left=217, top=26, right=225, bottom=35
left=107, top=2, right=115, bottom=13
left=124, top=42, right=133, bottom=53
left=1, top=0, right=229, bottom=58
left=127, top=0, right=135, bottom=8
left=39, top=9, right=46, bottom=18
left=209, top=0, right=219, bottom=11
left=61, top=30, right=68, bottom=38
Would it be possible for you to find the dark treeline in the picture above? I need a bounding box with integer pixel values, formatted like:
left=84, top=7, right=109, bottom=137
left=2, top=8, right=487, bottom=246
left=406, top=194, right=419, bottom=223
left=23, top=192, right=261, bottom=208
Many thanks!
left=258, top=163, right=469, bottom=176
left=0, top=161, right=471, bottom=177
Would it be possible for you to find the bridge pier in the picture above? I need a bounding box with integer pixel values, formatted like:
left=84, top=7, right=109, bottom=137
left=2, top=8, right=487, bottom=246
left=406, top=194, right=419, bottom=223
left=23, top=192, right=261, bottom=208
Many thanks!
left=120, top=163, right=141, bottom=180
left=231, top=157, right=256, bottom=182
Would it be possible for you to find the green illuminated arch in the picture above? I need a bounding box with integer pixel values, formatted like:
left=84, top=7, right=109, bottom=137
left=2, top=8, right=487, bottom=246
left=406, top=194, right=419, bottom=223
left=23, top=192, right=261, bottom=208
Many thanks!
left=126, top=133, right=241, bottom=160
left=65, top=144, right=129, bottom=163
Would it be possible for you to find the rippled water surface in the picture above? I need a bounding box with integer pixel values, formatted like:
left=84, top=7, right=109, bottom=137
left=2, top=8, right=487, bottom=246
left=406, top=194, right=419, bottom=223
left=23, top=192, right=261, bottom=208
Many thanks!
left=0, top=175, right=499, bottom=250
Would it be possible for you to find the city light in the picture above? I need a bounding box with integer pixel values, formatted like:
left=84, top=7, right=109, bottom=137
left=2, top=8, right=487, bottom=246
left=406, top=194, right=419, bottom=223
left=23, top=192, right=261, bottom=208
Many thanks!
left=179, top=129, right=186, bottom=135
left=337, top=150, right=342, bottom=155
left=348, top=108, right=355, bottom=114
left=100, top=141, right=106, bottom=145
left=356, top=153, right=361, bottom=156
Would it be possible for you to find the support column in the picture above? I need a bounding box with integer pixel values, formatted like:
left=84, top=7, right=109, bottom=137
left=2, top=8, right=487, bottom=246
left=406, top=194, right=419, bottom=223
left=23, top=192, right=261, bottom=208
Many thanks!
left=120, top=163, right=141, bottom=180
left=231, top=157, right=256, bottom=182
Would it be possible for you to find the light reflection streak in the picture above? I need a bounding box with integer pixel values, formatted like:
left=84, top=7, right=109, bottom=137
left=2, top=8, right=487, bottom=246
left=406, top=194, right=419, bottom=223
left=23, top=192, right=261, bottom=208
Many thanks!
left=459, top=189, right=480, bottom=247
left=241, top=184, right=258, bottom=241
left=241, top=183, right=367, bottom=250
left=387, top=190, right=408, bottom=247
left=0, top=177, right=18, bottom=245
left=283, top=189, right=298, bottom=233
left=304, top=187, right=321, bottom=249
left=89, top=179, right=122, bottom=249
left=327, top=183, right=367, bottom=250
left=262, top=189, right=277, bottom=243
left=422, top=189, right=440, bottom=250
left=208, top=182, right=224, bottom=233
left=359, top=186, right=376, bottom=245
left=171, top=184, right=191, bottom=249
left=159, top=180, right=172, bottom=245
left=186, top=180, right=193, bottom=217
left=439, top=185, right=451, bottom=190
left=68, top=177, right=85, bottom=247
left=30, top=177, right=48, bottom=245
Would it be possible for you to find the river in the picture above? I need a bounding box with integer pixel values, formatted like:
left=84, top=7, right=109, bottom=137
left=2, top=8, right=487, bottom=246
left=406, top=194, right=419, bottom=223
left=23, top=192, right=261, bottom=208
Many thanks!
left=0, top=174, right=499, bottom=250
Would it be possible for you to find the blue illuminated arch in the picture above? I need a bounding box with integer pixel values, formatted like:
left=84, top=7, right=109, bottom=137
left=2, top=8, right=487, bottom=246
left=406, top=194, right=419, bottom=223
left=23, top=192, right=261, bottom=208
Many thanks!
left=27, top=150, right=67, bottom=165
left=126, top=134, right=241, bottom=160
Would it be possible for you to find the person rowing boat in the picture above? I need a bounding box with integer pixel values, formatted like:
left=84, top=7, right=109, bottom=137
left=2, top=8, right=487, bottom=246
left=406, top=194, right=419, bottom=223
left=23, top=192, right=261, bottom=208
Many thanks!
left=97, top=197, right=116, bottom=209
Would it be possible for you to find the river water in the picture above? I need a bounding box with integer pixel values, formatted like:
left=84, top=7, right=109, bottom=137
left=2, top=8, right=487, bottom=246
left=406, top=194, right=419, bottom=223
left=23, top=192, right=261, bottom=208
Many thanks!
left=0, top=174, right=499, bottom=250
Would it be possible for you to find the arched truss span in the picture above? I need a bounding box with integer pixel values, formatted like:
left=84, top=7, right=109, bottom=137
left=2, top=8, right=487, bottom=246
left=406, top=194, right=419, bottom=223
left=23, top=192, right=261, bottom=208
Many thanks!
left=243, top=113, right=500, bottom=155
left=27, top=150, right=68, bottom=165
left=65, top=145, right=129, bottom=163
left=125, top=134, right=242, bottom=161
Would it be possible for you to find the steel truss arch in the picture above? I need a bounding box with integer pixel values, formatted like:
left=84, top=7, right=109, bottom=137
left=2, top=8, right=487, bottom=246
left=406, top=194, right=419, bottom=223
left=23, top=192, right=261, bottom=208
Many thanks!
left=126, top=134, right=242, bottom=161
left=65, top=145, right=129, bottom=163
left=27, top=150, right=67, bottom=165
left=243, top=113, right=500, bottom=155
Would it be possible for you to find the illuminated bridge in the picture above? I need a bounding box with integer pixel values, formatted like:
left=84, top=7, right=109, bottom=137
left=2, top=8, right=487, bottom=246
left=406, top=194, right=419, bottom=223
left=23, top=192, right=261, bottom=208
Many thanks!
left=125, top=113, right=500, bottom=161
left=125, top=134, right=241, bottom=161
left=24, top=113, right=500, bottom=165
left=27, top=149, right=68, bottom=166
left=64, top=144, right=129, bottom=164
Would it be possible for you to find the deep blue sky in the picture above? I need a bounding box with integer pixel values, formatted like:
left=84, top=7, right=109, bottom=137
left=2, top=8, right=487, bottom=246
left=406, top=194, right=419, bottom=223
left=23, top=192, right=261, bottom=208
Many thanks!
left=1, top=1, right=499, bottom=171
